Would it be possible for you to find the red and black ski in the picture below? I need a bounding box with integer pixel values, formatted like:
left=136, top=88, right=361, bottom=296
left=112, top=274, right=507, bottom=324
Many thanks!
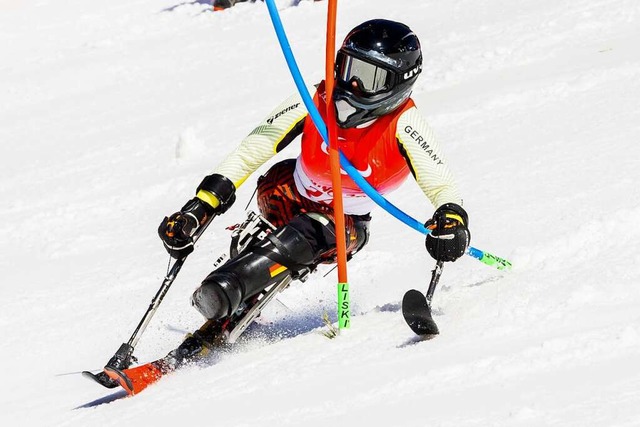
left=104, top=357, right=175, bottom=395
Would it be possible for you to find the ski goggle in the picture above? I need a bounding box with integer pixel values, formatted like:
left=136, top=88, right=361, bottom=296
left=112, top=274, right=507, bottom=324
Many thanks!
left=336, top=52, right=396, bottom=95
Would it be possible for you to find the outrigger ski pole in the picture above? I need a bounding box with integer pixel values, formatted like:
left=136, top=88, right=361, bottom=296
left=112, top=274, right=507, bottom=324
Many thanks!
left=402, top=260, right=444, bottom=336
left=83, top=216, right=216, bottom=388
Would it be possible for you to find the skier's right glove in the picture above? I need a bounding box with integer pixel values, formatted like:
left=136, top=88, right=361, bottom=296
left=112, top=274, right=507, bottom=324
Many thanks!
left=158, top=174, right=236, bottom=259
left=159, top=198, right=213, bottom=259
left=425, top=203, right=470, bottom=262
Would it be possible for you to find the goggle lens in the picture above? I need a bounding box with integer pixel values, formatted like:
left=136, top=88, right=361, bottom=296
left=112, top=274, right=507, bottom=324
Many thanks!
left=337, top=53, right=392, bottom=94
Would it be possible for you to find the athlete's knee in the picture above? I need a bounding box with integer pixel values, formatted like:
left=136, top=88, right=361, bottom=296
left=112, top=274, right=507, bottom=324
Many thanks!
left=191, top=273, right=243, bottom=320
left=286, top=213, right=335, bottom=257
left=287, top=212, right=370, bottom=259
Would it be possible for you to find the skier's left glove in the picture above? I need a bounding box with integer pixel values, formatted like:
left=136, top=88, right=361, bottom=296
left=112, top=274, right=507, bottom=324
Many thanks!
left=425, top=203, right=470, bottom=262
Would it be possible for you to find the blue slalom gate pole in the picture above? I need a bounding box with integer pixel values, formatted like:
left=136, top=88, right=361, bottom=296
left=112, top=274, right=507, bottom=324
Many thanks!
left=263, top=0, right=511, bottom=271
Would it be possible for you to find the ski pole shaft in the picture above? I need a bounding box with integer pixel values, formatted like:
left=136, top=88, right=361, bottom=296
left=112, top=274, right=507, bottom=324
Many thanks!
left=127, top=216, right=215, bottom=347
left=127, top=257, right=186, bottom=348
left=426, top=261, right=444, bottom=305
left=103, top=256, right=188, bottom=371
left=105, top=215, right=216, bottom=370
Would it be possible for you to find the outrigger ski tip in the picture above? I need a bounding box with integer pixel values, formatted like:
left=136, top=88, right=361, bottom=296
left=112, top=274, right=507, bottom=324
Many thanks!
left=82, top=370, right=119, bottom=389
left=402, top=289, right=439, bottom=336
left=402, top=261, right=443, bottom=336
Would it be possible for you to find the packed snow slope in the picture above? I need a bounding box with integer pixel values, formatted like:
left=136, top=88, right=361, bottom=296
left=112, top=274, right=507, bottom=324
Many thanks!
left=2, top=0, right=640, bottom=425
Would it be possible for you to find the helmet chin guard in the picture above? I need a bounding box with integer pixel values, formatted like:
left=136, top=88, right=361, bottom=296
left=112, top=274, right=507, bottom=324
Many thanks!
left=334, top=85, right=413, bottom=128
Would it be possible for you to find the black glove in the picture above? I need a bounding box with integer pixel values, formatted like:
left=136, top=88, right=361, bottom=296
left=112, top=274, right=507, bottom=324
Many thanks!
left=159, top=174, right=236, bottom=259
left=425, top=203, right=470, bottom=262
left=158, top=198, right=214, bottom=259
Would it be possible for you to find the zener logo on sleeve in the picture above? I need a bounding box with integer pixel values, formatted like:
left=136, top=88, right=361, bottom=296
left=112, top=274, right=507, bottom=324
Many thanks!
left=267, top=103, right=301, bottom=124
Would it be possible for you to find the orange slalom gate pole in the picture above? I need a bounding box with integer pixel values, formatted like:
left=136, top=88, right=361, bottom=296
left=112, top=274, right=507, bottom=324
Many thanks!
left=325, top=0, right=350, bottom=330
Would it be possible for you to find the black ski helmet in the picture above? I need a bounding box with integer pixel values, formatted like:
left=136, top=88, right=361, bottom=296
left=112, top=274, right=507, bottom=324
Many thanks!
left=333, top=19, right=422, bottom=128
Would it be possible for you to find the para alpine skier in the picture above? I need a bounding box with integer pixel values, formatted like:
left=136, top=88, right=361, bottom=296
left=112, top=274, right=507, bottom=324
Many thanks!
left=159, top=19, right=471, bottom=330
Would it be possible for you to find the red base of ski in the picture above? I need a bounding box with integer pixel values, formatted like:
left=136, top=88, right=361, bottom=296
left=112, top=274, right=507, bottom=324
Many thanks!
left=104, top=359, right=173, bottom=396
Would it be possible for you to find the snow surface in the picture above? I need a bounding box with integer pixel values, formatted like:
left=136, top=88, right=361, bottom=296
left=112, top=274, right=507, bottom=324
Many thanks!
left=2, top=0, right=640, bottom=425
